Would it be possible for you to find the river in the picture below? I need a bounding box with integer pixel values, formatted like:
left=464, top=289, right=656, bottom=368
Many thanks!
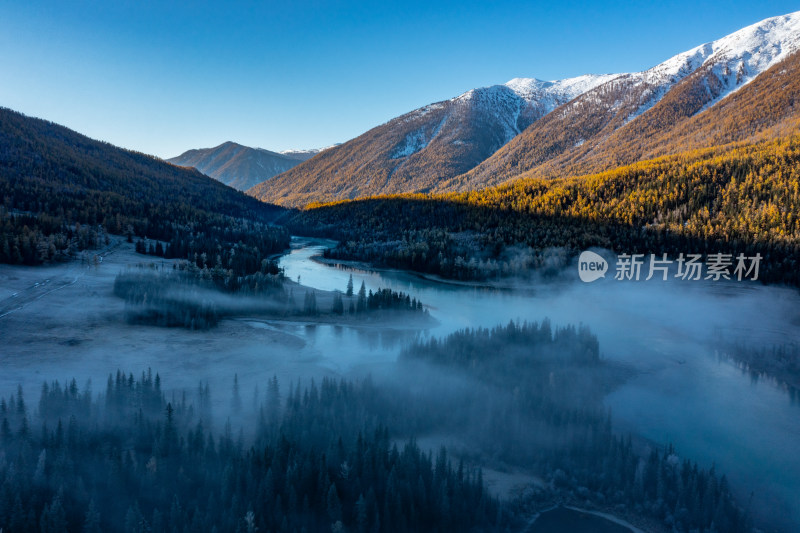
left=278, top=237, right=800, bottom=531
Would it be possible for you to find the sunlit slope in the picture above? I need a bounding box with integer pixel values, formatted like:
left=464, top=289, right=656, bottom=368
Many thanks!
left=293, top=137, right=800, bottom=285
left=252, top=12, right=800, bottom=206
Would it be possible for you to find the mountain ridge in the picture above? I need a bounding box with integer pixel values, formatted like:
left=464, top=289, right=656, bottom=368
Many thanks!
left=168, top=141, right=323, bottom=191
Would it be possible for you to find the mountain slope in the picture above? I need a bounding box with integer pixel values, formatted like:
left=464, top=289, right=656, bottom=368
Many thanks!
left=447, top=10, right=800, bottom=190
left=168, top=141, right=319, bottom=191
left=0, top=107, right=288, bottom=266
left=248, top=74, right=618, bottom=206
left=291, top=136, right=800, bottom=286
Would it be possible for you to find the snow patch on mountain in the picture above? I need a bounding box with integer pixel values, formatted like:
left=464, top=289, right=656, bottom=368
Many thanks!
left=405, top=102, right=446, bottom=122
left=452, top=74, right=622, bottom=116
left=391, top=114, right=449, bottom=159
left=452, top=85, right=527, bottom=143
left=392, top=129, right=430, bottom=158
left=280, top=145, right=338, bottom=157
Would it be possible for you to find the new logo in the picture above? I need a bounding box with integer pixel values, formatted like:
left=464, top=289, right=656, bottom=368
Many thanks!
left=578, top=251, right=608, bottom=282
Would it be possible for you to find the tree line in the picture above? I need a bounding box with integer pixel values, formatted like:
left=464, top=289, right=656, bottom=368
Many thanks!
left=112, top=267, right=427, bottom=330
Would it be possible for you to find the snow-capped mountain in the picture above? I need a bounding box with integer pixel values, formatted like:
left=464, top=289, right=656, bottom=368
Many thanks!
left=449, top=11, right=800, bottom=190
left=251, top=11, right=800, bottom=206
left=248, top=74, right=618, bottom=205
left=168, top=142, right=323, bottom=191
left=446, top=74, right=622, bottom=148
left=386, top=77, right=619, bottom=161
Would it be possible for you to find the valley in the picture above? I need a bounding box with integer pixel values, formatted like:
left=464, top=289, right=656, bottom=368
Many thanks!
left=2, top=5, right=800, bottom=532
left=2, top=237, right=798, bottom=531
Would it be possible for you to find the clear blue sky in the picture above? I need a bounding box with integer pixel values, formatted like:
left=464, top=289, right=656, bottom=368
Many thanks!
left=1, top=1, right=797, bottom=158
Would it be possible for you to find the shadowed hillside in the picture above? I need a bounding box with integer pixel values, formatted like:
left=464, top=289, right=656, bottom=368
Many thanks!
left=0, top=108, right=289, bottom=269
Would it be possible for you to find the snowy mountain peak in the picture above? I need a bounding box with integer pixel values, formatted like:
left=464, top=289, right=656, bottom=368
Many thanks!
left=699, top=10, right=800, bottom=71
left=505, top=74, right=623, bottom=102
left=633, top=11, right=800, bottom=101
left=503, top=77, right=552, bottom=96
left=452, top=73, right=622, bottom=108
left=444, top=73, right=623, bottom=133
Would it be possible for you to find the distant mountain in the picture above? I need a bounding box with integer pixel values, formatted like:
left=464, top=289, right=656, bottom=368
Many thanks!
left=251, top=11, right=800, bottom=207
left=247, top=74, right=619, bottom=206
left=168, top=142, right=324, bottom=191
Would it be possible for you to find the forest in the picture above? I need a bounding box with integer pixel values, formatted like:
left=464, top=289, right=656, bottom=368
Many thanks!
left=112, top=265, right=427, bottom=330
left=0, top=321, right=751, bottom=532
left=290, top=136, right=800, bottom=286
left=0, top=372, right=501, bottom=533
left=0, top=88, right=781, bottom=533
left=396, top=322, right=750, bottom=532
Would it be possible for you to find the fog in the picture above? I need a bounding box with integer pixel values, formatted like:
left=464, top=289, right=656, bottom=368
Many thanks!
left=1, top=237, right=799, bottom=531
left=279, top=239, right=800, bottom=531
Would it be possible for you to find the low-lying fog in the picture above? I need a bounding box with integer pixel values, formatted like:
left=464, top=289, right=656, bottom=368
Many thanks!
left=1, top=236, right=798, bottom=530
left=280, top=238, right=800, bottom=530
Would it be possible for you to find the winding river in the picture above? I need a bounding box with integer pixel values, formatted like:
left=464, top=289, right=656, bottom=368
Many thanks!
left=279, top=237, right=800, bottom=532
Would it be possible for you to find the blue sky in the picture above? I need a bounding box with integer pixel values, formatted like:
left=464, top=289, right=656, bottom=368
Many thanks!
left=1, top=1, right=798, bottom=158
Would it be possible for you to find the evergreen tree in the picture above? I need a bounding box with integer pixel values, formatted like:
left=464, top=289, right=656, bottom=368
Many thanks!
left=357, top=282, right=367, bottom=313
left=303, top=291, right=317, bottom=315
left=346, top=274, right=354, bottom=297
left=83, top=499, right=102, bottom=533
left=232, top=374, right=242, bottom=415
left=39, top=495, right=67, bottom=533
left=327, top=484, right=342, bottom=524
left=332, top=291, right=344, bottom=314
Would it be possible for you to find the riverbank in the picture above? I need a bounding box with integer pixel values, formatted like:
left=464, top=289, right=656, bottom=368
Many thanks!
left=312, top=254, right=542, bottom=292
left=527, top=505, right=651, bottom=533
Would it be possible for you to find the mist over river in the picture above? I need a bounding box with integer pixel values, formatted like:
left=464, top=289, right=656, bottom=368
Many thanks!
left=0, top=236, right=798, bottom=531
left=279, top=237, right=800, bottom=531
